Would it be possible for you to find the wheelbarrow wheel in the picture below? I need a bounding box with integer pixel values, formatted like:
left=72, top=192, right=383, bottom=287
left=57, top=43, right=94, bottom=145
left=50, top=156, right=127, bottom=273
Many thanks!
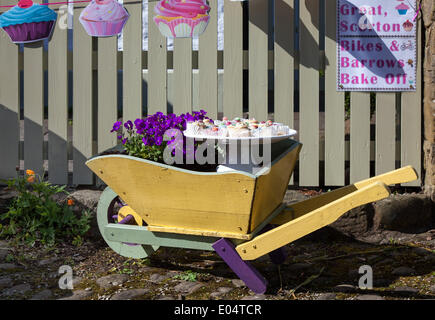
left=97, top=187, right=159, bottom=259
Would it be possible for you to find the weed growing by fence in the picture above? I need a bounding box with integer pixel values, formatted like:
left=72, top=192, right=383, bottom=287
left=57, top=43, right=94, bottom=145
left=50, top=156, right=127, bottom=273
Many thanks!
left=0, top=171, right=92, bottom=246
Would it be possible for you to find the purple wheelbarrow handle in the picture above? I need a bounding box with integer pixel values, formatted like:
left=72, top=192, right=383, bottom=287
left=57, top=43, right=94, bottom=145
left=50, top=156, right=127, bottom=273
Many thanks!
left=213, top=238, right=268, bottom=294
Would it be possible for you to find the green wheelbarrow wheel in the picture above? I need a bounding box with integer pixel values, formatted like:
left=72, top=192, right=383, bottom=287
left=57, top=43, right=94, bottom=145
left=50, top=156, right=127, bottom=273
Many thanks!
left=97, top=187, right=159, bottom=259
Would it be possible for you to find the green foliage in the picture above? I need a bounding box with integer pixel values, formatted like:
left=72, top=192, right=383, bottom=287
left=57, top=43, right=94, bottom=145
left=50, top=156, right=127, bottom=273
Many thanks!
left=0, top=173, right=92, bottom=246
left=123, top=135, right=166, bottom=163
left=173, top=270, right=199, bottom=282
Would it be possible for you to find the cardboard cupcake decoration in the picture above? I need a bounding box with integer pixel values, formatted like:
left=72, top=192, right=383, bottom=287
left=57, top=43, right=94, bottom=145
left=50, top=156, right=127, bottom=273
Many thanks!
left=154, top=0, right=211, bottom=38
left=0, top=0, right=57, bottom=43
left=79, top=0, right=129, bottom=37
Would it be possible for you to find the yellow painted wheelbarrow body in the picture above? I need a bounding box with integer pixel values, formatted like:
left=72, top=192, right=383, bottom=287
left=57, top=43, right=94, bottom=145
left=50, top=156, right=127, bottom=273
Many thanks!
left=86, top=139, right=302, bottom=238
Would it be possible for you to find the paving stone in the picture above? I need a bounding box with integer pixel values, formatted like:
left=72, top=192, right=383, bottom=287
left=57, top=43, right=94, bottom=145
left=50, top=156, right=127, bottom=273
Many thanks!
left=424, top=254, right=435, bottom=263
left=412, top=247, right=431, bottom=256
left=0, top=277, right=13, bottom=289
left=148, top=273, right=171, bottom=284
left=392, top=267, right=416, bottom=276
left=355, top=294, right=385, bottom=300
left=30, top=289, right=53, bottom=300
left=334, top=284, right=358, bottom=293
left=241, top=294, right=266, bottom=300
left=96, top=274, right=129, bottom=289
left=173, top=281, right=204, bottom=295
left=316, top=293, right=336, bottom=300
left=0, top=249, right=9, bottom=260
left=0, top=263, right=19, bottom=270
left=155, top=295, right=176, bottom=300
left=210, top=287, right=233, bottom=299
left=110, top=289, right=148, bottom=300
left=375, top=258, right=394, bottom=266
left=38, top=257, right=59, bottom=266
left=348, top=269, right=360, bottom=278
left=286, top=263, right=312, bottom=273
left=0, top=240, right=10, bottom=248
left=58, top=290, right=93, bottom=300
left=394, top=286, right=419, bottom=294
left=3, top=283, right=32, bottom=296
left=231, top=279, right=246, bottom=288
left=373, top=278, right=390, bottom=287
left=72, top=277, right=83, bottom=288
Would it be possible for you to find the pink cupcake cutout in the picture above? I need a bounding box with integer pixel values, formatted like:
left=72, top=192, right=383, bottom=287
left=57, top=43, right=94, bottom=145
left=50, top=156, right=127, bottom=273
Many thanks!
left=79, top=0, right=129, bottom=37
left=154, top=0, right=211, bottom=38
left=396, top=3, right=410, bottom=15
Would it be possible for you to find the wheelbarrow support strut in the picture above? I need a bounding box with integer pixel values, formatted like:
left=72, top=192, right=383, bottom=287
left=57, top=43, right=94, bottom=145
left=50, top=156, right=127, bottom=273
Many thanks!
left=213, top=238, right=268, bottom=294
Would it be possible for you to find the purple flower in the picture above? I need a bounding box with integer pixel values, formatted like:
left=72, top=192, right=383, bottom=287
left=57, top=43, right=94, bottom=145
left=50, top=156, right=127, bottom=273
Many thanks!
left=112, top=111, right=210, bottom=163
left=124, top=120, right=133, bottom=131
left=111, top=121, right=122, bottom=133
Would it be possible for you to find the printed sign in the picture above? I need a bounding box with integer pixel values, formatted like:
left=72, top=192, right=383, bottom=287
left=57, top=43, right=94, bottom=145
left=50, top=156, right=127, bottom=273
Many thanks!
left=337, top=0, right=417, bottom=91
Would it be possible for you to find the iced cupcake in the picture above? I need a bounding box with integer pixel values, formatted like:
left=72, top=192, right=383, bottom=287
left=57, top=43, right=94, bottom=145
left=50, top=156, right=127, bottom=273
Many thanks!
left=228, top=123, right=251, bottom=138
left=396, top=3, right=409, bottom=15
left=402, top=20, right=413, bottom=32
left=154, top=0, right=210, bottom=38
left=0, top=0, right=57, bottom=43
left=79, top=0, right=129, bottom=37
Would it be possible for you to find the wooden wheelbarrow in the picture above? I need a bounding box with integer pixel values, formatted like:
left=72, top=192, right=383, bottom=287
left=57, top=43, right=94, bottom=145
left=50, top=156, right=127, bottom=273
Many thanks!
left=86, top=139, right=418, bottom=294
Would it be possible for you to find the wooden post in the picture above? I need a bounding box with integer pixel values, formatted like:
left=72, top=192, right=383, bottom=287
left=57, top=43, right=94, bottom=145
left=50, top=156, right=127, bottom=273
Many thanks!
left=422, top=0, right=435, bottom=200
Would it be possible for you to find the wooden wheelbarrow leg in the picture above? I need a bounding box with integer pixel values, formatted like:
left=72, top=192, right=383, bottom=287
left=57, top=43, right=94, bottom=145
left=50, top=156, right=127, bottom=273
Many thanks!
left=236, top=181, right=391, bottom=261
left=213, top=238, right=268, bottom=294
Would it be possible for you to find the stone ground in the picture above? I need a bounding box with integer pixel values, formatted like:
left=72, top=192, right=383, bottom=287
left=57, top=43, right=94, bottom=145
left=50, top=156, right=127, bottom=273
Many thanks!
left=0, top=187, right=434, bottom=300
left=1, top=228, right=434, bottom=300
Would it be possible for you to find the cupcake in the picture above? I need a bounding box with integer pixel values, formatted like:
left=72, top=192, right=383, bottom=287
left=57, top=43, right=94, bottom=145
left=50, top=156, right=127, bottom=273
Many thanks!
left=0, top=0, right=57, bottom=43
left=228, top=123, right=251, bottom=138
left=79, top=0, right=129, bottom=37
left=154, top=0, right=210, bottom=38
left=402, top=20, right=413, bottom=32
left=396, top=3, right=409, bottom=15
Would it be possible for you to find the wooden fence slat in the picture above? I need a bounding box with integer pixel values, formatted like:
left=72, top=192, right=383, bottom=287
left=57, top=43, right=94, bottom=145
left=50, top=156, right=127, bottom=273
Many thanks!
left=73, top=6, right=94, bottom=184
left=248, top=0, right=268, bottom=120
left=223, top=0, right=243, bottom=119
left=299, top=0, right=319, bottom=186
left=173, top=37, right=192, bottom=114
left=0, top=0, right=19, bottom=179
left=148, top=0, right=167, bottom=114
left=274, top=0, right=294, bottom=184
left=401, top=22, right=422, bottom=186
left=123, top=0, right=143, bottom=121
left=23, top=42, right=44, bottom=176
left=375, top=93, right=396, bottom=176
left=324, top=0, right=344, bottom=186
left=48, top=17, right=69, bottom=184
left=350, top=92, right=370, bottom=183
left=198, top=1, right=218, bottom=119
left=98, top=37, right=118, bottom=153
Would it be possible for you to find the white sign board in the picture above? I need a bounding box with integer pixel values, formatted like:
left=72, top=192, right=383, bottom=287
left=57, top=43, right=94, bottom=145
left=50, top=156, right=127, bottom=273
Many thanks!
left=337, top=0, right=417, bottom=91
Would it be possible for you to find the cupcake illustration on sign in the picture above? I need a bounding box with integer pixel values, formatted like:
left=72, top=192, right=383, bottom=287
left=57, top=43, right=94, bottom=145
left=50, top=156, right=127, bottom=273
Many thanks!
left=395, top=2, right=410, bottom=15
left=79, top=0, right=130, bottom=37
left=0, top=0, right=57, bottom=43
left=402, top=19, right=414, bottom=32
left=154, top=0, right=211, bottom=38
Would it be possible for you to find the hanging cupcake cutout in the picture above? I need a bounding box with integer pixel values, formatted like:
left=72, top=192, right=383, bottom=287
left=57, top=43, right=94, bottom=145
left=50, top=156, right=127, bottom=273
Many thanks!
left=79, top=0, right=129, bottom=37
left=154, top=0, right=211, bottom=38
left=0, top=0, right=57, bottom=43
